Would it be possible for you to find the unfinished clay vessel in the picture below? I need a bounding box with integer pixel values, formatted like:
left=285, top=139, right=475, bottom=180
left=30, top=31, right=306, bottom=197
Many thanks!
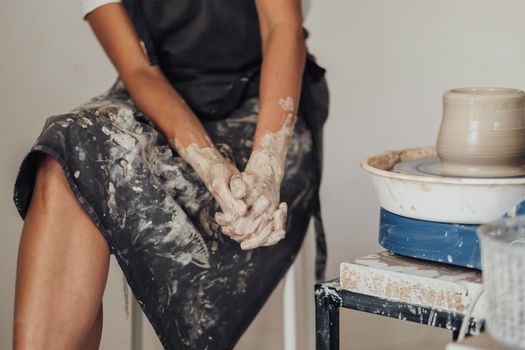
left=436, top=87, right=525, bottom=177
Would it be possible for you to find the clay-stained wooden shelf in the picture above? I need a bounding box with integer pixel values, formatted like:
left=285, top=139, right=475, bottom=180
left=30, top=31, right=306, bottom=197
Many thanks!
left=315, top=252, right=487, bottom=349
left=339, top=251, right=486, bottom=319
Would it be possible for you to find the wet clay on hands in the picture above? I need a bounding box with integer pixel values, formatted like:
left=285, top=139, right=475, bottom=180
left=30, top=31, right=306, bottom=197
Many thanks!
left=169, top=136, right=248, bottom=218
left=216, top=97, right=297, bottom=249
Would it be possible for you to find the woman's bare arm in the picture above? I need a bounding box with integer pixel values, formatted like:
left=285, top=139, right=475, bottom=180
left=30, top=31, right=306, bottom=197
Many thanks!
left=254, top=0, right=306, bottom=150
left=86, top=3, right=247, bottom=217
left=217, top=0, right=306, bottom=248
left=86, top=4, right=210, bottom=148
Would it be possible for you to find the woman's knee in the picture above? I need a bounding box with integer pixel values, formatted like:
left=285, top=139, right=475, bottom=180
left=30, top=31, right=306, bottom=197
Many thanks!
left=32, top=154, right=73, bottom=210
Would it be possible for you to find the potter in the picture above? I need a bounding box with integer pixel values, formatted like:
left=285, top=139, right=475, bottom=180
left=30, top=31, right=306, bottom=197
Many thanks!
left=11, top=0, right=330, bottom=348
left=436, top=87, right=525, bottom=177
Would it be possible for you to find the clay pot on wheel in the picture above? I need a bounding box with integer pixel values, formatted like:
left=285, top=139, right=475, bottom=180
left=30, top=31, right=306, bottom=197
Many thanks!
left=436, top=87, right=525, bottom=177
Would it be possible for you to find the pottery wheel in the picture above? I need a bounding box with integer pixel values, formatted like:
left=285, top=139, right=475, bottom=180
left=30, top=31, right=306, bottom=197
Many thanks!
left=394, top=156, right=525, bottom=178
left=393, top=156, right=444, bottom=177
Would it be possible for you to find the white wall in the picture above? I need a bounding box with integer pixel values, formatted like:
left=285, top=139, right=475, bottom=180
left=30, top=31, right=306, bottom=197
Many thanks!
left=305, top=0, right=525, bottom=278
left=2, top=0, right=525, bottom=349
left=0, top=2, right=131, bottom=348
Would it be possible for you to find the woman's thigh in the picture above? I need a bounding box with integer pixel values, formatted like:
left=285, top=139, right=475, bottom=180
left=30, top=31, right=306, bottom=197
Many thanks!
left=14, top=154, right=109, bottom=349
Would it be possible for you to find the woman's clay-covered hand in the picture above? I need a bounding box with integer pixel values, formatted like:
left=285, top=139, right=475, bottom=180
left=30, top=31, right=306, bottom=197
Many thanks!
left=175, top=139, right=287, bottom=249
left=216, top=160, right=288, bottom=249
left=216, top=110, right=296, bottom=249
left=238, top=170, right=288, bottom=249
left=170, top=138, right=248, bottom=219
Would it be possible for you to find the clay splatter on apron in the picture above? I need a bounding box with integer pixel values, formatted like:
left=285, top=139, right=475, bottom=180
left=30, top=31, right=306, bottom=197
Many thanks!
left=13, top=79, right=317, bottom=350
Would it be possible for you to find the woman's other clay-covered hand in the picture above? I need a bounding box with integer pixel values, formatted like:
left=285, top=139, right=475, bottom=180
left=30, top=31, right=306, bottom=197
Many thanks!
left=215, top=111, right=296, bottom=249
left=216, top=162, right=288, bottom=249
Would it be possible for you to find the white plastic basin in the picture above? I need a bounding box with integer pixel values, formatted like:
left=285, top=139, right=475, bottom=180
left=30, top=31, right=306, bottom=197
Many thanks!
left=361, top=147, right=525, bottom=224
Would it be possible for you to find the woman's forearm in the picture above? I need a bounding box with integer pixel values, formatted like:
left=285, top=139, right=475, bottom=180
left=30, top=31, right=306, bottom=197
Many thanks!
left=86, top=4, right=214, bottom=155
left=123, top=68, right=235, bottom=187
left=87, top=4, right=247, bottom=217
left=122, top=66, right=213, bottom=150
left=256, top=25, right=306, bottom=146
left=249, top=24, right=306, bottom=181
left=123, top=67, right=249, bottom=215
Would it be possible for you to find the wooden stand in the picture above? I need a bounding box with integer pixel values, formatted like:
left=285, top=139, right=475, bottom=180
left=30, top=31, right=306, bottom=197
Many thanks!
left=315, top=251, right=486, bottom=350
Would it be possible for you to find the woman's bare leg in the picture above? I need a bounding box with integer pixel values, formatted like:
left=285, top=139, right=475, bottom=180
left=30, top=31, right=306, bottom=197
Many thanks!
left=80, top=302, right=104, bottom=350
left=13, top=155, right=111, bottom=350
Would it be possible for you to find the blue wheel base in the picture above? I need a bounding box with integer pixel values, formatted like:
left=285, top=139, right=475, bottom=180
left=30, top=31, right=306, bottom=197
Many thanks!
left=379, top=209, right=481, bottom=269
left=378, top=201, right=525, bottom=270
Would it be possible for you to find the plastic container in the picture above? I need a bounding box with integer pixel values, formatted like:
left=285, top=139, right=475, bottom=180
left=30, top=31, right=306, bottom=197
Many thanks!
left=477, top=215, right=525, bottom=349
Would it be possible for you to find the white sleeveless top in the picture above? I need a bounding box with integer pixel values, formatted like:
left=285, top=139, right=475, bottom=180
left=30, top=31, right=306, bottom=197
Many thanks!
left=80, top=0, right=121, bottom=18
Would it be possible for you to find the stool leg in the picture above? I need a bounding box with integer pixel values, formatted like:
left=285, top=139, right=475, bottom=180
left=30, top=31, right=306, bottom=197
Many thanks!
left=452, top=328, right=460, bottom=341
left=315, top=287, right=339, bottom=350
left=284, top=264, right=297, bottom=350
left=131, top=297, right=143, bottom=350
